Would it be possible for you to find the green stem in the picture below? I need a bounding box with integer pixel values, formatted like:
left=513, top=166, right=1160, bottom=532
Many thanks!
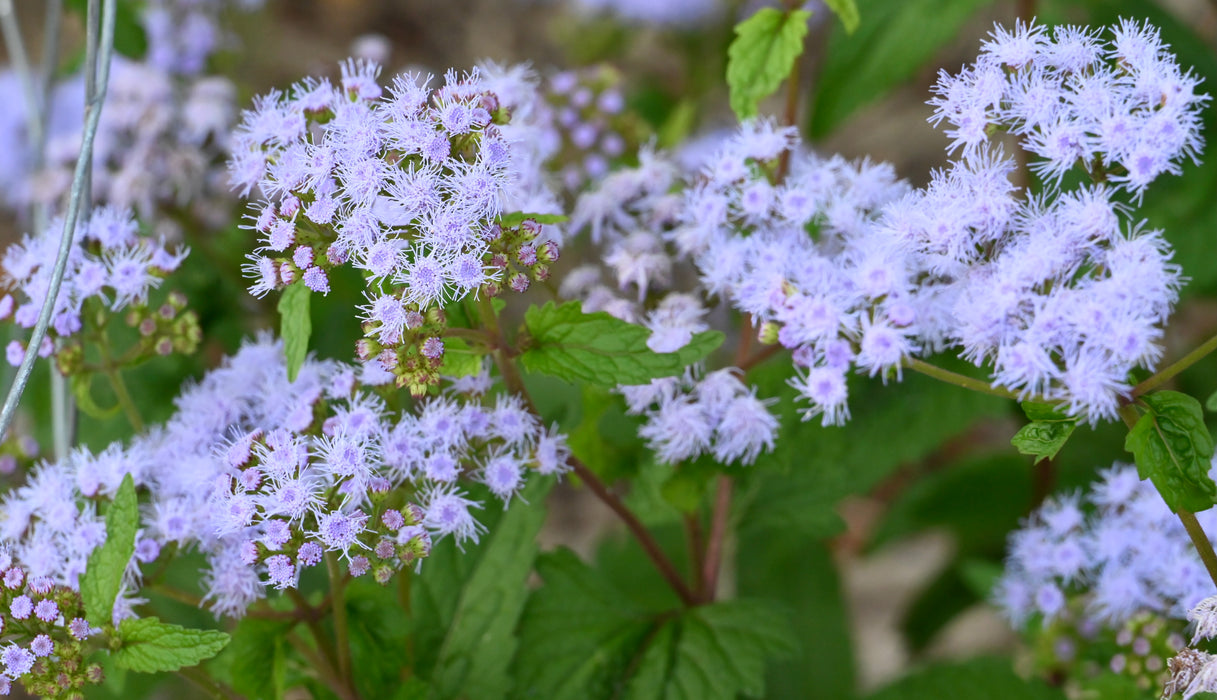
left=904, top=357, right=1024, bottom=401
left=442, top=326, right=496, bottom=346
left=105, top=367, right=144, bottom=432
left=1131, top=331, right=1217, bottom=399
left=288, top=588, right=338, bottom=670
left=325, top=552, right=355, bottom=696
left=1178, top=510, right=1217, bottom=591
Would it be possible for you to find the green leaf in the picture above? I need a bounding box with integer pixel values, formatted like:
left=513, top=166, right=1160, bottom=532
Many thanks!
left=824, top=0, right=860, bottom=33
left=738, top=536, right=855, bottom=700
left=1010, top=402, right=1079, bottom=464
left=865, top=658, right=1065, bottom=700
left=726, top=8, right=812, bottom=120
left=623, top=600, right=796, bottom=700
left=438, top=338, right=484, bottom=378
left=113, top=617, right=230, bottom=673
left=1206, top=389, right=1217, bottom=413
left=497, top=211, right=569, bottom=227
left=81, top=474, right=138, bottom=627
left=513, top=549, right=795, bottom=700
left=408, top=479, right=552, bottom=700
left=222, top=618, right=289, bottom=700
left=66, top=0, right=148, bottom=60
left=1125, top=391, right=1217, bottom=513
left=520, top=301, right=723, bottom=387
left=278, top=283, right=311, bottom=383
left=809, top=0, right=993, bottom=137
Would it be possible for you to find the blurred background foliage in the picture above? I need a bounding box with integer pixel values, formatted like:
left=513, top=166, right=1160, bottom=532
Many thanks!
left=1, top=0, right=1216, bottom=698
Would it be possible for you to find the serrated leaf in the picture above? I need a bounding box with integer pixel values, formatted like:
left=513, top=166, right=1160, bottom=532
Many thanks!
left=278, top=283, right=311, bottom=383
left=1124, top=390, right=1217, bottom=513
left=810, top=0, right=993, bottom=137
left=497, top=211, right=569, bottom=227
left=738, top=536, right=854, bottom=700
left=439, top=338, right=484, bottom=378
left=223, top=618, right=289, bottom=700
left=726, top=8, right=812, bottom=120
left=520, top=301, right=723, bottom=387
left=81, top=473, right=138, bottom=627
left=1011, top=401, right=1078, bottom=464
left=824, top=0, right=860, bottom=32
left=428, top=479, right=552, bottom=699
left=514, top=550, right=794, bottom=700
left=113, top=617, right=230, bottom=673
left=864, top=657, right=1065, bottom=700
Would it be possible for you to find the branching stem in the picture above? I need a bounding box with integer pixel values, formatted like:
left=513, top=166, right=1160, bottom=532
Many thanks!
left=1130, top=331, right=1217, bottom=399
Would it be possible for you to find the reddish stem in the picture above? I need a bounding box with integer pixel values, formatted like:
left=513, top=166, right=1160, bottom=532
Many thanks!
left=701, top=476, right=734, bottom=602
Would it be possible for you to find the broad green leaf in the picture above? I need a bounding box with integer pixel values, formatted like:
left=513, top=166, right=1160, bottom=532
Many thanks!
left=622, top=600, right=796, bottom=700
left=429, top=479, right=552, bottom=699
left=345, top=578, right=412, bottom=698
left=278, top=283, right=311, bottom=383
left=1125, top=391, right=1217, bottom=513
left=513, top=549, right=654, bottom=699
left=81, top=474, right=138, bottom=627
left=113, top=617, right=230, bottom=673
left=520, top=301, right=724, bottom=387
left=809, top=0, right=993, bottom=137
left=439, top=338, right=484, bottom=378
left=497, top=211, right=569, bottom=227
left=1011, top=401, right=1079, bottom=463
left=223, top=618, right=290, bottom=700
left=514, top=549, right=795, bottom=700
left=408, top=480, right=551, bottom=700
left=1208, top=389, right=1217, bottom=413
left=865, top=658, right=1065, bottom=700
left=739, top=536, right=855, bottom=700
left=726, top=8, right=812, bottom=120
left=824, top=0, right=860, bottom=33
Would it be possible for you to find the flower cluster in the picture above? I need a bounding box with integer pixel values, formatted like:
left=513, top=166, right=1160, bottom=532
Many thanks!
left=0, top=206, right=197, bottom=372
left=995, top=463, right=1217, bottom=629
left=229, top=61, right=562, bottom=389
left=143, top=0, right=266, bottom=76
left=0, top=59, right=237, bottom=228
left=0, top=337, right=568, bottom=619
left=619, top=367, right=777, bottom=466
left=1162, top=595, right=1217, bottom=699
left=540, top=66, right=636, bottom=193
left=0, top=556, right=103, bottom=699
left=671, top=121, right=916, bottom=425
left=929, top=20, right=1208, bottom=196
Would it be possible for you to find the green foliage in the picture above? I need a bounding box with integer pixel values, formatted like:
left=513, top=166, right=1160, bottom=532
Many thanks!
left=824, top=0, right=861, bottom=33
left=1011, top=402, right=1079, bottom=464
left=738, top=536, right=856, bottom=700
left=278, top=284, right=312, bottom=383
left=408, top=479, right=552, bottom=699
left=66, top=0, right=148, bottom=60
left=81, top=473, right=137, bottom=627
left=738, top=356, right=1007, bottom=541
left=112, top=617, right=230, bottom=673
left=220, top=618, right=290, bottom=700
left=520, top=301, right=723, bottom=387
left=1125, top=390, right=1217, bottom=513
left=514, top=549, right=795, bottom=700
left=1208, top=389, right=1217, bottom=413
left=70, top=373, right=123, bottom=420
left=864, top=658, right=1066, bottom=700
left=497, top=211, right=570, bottom=227
left=725, top=8, right=811, bottom=120
left=809, top=0, right=994, bottom=137
left=439, top=338, right=485, bottom=378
